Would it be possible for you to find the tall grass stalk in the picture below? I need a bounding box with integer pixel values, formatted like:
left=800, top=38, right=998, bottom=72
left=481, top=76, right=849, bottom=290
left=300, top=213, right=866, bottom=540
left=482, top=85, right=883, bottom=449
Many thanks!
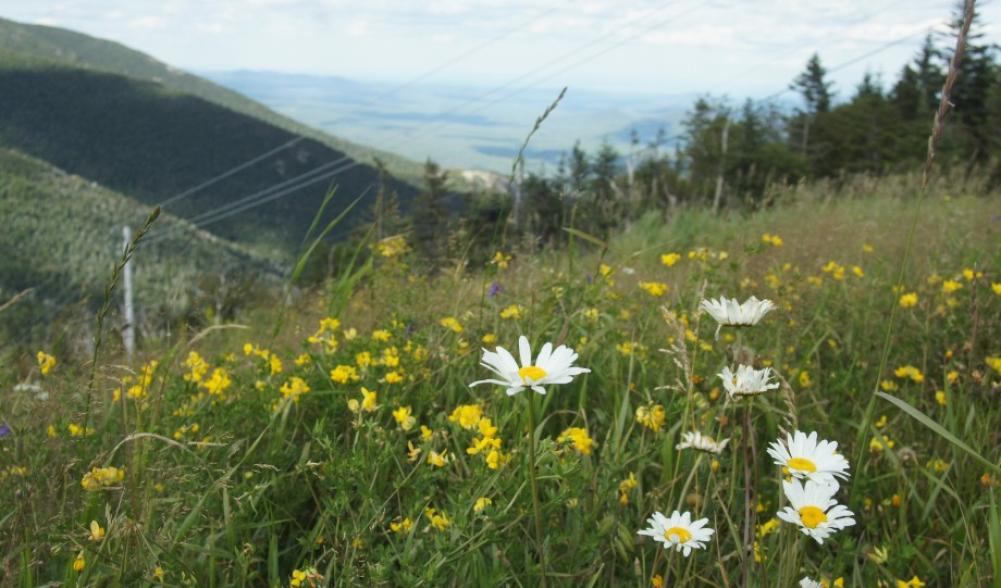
left=83, top=207, right=159, bottom=427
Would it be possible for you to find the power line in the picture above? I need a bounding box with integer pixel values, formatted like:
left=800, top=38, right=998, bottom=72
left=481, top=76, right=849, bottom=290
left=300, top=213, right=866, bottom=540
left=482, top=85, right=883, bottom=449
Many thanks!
left=147, top=0, right=700, bottom=240
left=155, top=136, right=304, bottom=209
left=141, top=3, right=573, bottom=216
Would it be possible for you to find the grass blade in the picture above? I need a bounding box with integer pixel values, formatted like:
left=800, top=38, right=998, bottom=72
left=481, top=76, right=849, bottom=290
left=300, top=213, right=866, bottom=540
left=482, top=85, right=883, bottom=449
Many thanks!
left=876, top=391, right=1001, bottom=475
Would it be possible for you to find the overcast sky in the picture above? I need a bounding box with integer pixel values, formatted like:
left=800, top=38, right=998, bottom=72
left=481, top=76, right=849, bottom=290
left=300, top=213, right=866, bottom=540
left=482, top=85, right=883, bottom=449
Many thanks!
left=2, top=0, right=998, bottom=98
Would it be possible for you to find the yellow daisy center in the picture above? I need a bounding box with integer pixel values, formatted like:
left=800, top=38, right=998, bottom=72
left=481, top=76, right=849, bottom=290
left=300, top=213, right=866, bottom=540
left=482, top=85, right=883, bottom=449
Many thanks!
left=798, top=506, right=827, bottom=529
left=664, top=526, right=692, bottom=543
left=519, top=365, right=547, bottom=382
left=787, top=457, right=817, bottom=473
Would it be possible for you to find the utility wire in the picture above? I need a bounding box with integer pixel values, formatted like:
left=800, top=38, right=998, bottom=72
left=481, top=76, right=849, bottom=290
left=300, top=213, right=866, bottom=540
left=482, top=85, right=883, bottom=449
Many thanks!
left=147, top=0, right=698, bottom=241
left=142, top=2, right=572, bottom=215
left=156, top=136, right=304, bottom=209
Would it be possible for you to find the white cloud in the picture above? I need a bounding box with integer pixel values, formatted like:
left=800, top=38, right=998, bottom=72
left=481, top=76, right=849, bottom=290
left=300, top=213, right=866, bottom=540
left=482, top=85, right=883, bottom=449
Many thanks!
left=127, top=15, right=166, bottom=30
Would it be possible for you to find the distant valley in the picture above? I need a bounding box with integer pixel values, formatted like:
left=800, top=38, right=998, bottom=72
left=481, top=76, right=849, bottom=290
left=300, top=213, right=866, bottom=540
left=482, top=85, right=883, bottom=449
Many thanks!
left=203, top=70, right=696, bottom=173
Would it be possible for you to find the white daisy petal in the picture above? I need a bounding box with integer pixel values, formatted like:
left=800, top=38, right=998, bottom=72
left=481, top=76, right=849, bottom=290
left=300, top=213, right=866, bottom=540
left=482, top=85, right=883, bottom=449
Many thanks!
left=637, top=509, right=714, bottom=557
left=470, top=336, right=589, bottom=396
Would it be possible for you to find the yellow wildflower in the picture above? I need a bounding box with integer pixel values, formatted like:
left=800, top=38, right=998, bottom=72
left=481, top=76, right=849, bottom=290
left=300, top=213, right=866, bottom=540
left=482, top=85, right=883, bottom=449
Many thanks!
left=449, top=404, right=483, bottom=430
left=88, top=520, right=106, bottom=541
left=375, top=234, right=408, bottom=258
left=660, top=252, right=681, bottom=267
left=425, top=507, right=450, bottom=531
left=440, top=317, right=463, bottom=333
left=406, top=441, right=421, bottom=461
left=81, top=466, right=125, bottom=491
left=870, top=435, right=895, bottom=453
left=201, top=367, right=232, bottom=396
left=420, top=425, right=434, bottom=441
left=390, top=517, right=413, bottom=534
left=499, top=304, right=524, bottom=320
left=894, top=365, right=925, bottom=383
left=899, top=292, right=918, bottom=308
left=762, top=233, right=783, bottom=247
left=558, top=427, right=594, bottom=455
left=935, top=390, right=947, bottom=406
left=393, top=406, right=416, bottom=431
left=183, top=351, right=209, bottom=383
left=635, top=404, right=666, bottom=433
left=330, top=364, right=360, bottom=384
left=474, top=497, right=492, bottom=513
left=638, top=281, right=668, bottom=297
left=427, top=449, right=448, bottom=468
left=372, top=329, right=392, bottom=342
left=36, top=351, right=56, bottom=375
left=280, top=377, right=311, bottom=403
left=491, top=251, right=511, bottom=269
left=73, top=552, right=86, bottom=572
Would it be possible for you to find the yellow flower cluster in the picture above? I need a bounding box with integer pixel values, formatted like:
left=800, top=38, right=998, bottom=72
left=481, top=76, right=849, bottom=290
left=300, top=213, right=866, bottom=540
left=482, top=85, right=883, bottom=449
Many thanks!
left=893, top=365, right=924, bottom=383
left=618, top=472, right=638, bottom=505
left=244, top=343, right=284, bottom=374
left=499, top=304, right=525, bottom=320
left=81, top=466, right=125, bottom=491
left=280, top=377, right=311, bottom=403
left=761, top=233, right=783, bottom=247
left=116, top=360, right=159, bottom=402
left=638, top=281, right=668, bottom=297
left=183, top=351, right=209, bottom=383
left=348, top=387, right=379, bottom=413
left=635, top=404, right=666, bottom=433
left=557, top=427, right=594, bottom=455
left=491, top=250, right=512, bottom=269
left=660, top=252, right=682, bottom=267
left=439, top=316, right=464, bottom=333
left=392, top=406, right=416, bottom=430
left=375, top=234, right=408, bottom=258
left=390, top=517, right=413, bottom=534
left=37, top=351, right=56, bottom=375
left=446, top=404, right=508, bottom=469
left=821, top=261, right=845, bottom=281
left=424, top=507, right=450, bottom=531
left=330, top=364, right=360, bottom=384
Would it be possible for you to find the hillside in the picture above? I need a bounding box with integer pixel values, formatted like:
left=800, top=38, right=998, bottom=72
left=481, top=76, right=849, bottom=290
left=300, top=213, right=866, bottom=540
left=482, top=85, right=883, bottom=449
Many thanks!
left=0, top=147, right=282, bottom=343
left=3, top=178, right=1000, bottom=585
left=0, top=62, right=419, bottom=257
left=0, top=16, right=426, bottom=184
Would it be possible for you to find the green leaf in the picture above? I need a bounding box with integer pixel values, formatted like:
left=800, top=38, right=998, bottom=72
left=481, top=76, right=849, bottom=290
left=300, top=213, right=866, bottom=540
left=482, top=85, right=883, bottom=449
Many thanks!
left=561, top=227, right=607, bottom=250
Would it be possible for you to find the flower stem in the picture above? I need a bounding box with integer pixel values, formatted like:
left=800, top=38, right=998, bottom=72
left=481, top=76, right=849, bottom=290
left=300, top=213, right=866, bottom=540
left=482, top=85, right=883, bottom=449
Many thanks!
left=526, top=392, right=548, bottom=587
left=741, top=400, right=757, bottom=588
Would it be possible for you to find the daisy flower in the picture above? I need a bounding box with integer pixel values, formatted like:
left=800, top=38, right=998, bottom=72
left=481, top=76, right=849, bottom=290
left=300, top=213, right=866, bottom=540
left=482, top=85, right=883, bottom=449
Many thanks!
left=637, top=510, right=714, bottom=557
left=470, top=335, right=590, bottom=396
left=719, top=365, right=779, bottom=398
left=800, top=578, right=823, bottom=588
left=777, top=479, right=856, bottom=544
left=676, top=431, right=730, bottom=454
left=700, top=295, right=776, bottom=338
left=767, top=431, right=851, bottom=488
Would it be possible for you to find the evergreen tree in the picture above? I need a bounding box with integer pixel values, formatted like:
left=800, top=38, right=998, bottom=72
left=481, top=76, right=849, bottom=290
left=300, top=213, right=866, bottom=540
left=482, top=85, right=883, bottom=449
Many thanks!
left=792, top=53, right=834, bottom=114
left=942, top=0, right=998, bottom=163
left=411, top=158, right=449, bottom=268
left=568, top=141, right=590, bottom=196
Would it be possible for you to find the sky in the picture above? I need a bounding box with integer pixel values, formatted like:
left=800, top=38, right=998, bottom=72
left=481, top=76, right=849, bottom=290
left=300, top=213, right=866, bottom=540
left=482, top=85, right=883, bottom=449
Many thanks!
left=2, top=0, right=998, bottom=99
